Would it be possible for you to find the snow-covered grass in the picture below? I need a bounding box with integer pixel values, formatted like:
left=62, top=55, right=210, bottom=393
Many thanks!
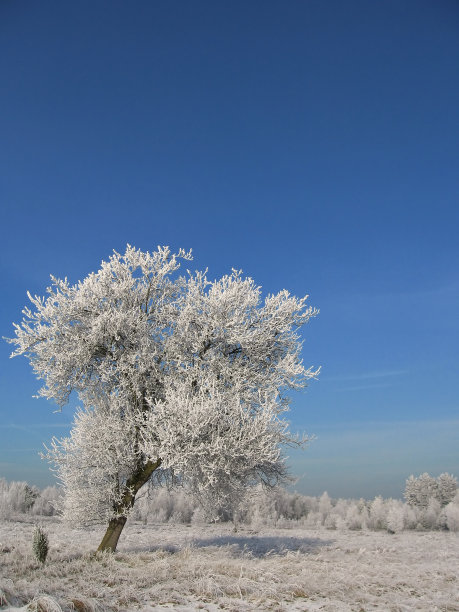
left=1, top=516, right=458, bottom=611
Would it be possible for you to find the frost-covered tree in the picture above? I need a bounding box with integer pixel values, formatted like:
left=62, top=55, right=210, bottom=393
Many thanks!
left=422, top=497, right=442, bottom=530
left=386, top=499, right=405, bottom=533
left=436, top=473, right=458, bottom=507
left=404, top=473, right=457, bottom=509
left=7, top=245, right=319, bottom=551
left=369, top=496, right=386, bottom=530
left=444, top=493, right=459, bottom=532
left=318, top=492, right=333, bottom=525
left=404, top=473, right=438, bottom=508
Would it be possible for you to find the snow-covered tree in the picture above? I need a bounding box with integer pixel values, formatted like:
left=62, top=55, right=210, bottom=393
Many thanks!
left=7, top=245, right=319, bottom=551
left=404, top=473, right=457, bottom=509
left=422, top=497, right=442, bottom=530
left=318, top=492, right=333, bottom=525
left=386, top=499, right=405, bottom=533
left=0, top=480, right=40, bottom=518
left=404, top=473, right=438, bottom=508
left=344, top=503, right=362, bottom=530
left=369, top=496, right=386, bottom=530
left=436, top=473, right=458, bottom=507
left=443, top=493, right=459, bottom=532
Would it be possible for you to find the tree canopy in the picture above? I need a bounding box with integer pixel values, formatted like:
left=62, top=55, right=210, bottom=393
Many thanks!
left=7, top=245, right=319, bottom=550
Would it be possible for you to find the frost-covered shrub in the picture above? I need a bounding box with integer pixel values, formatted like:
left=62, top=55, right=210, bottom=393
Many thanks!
left=386, top=500, right=405, bottom=533
left=318, top=492, right=333, bottom=525
left=191, top=506, right=207, bottom=525
left=444, top=500, right=459, bottom=532
left=246, top=489, right=279, bottom=529
left=333, top=499, right=349, bottom=520
left=324, top=513, right=338, bottom=530
left=0, top=479, right=41, bottom=517
left=7, top=482, right=27, bottom=513
left=297, top=510, right=317, bottom=528
left=24, top=484, right=39, bottom=510
left=131, top=487, right=198, bottom=524
left=233, top=485, right=319, bottom=528
left=335, top=515, right=348, bottom=530
left=234, top=486, right=318, bottom=526
left=290, top=493, right=312, bottom=520
left=169, top=492, right=195, bottom=524
left=360, top=505, right=370, bottom=529
left=368, top=496, right=387, bottom=530
left=276, top=516, right=299, bottom=529
left=345, top=504, right=363, bottom=530
left=30, top=486, right=62, bottom=516
left=402, top=503, right=418, bottom=530
left=0, top=479, right=11, bottom=520
left=422, top=498, right=442, bottom=530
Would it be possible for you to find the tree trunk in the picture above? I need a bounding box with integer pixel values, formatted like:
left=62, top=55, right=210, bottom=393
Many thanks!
left=97, top=516, right=127, bottom=552
left=97, top=457, right=161, bottom=552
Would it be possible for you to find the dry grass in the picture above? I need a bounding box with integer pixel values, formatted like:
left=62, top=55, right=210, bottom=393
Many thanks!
left=1, top=517, right=458, bottom=611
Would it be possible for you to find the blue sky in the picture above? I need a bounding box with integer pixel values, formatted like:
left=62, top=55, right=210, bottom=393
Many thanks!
left=1, top=0, right=458, bottom=499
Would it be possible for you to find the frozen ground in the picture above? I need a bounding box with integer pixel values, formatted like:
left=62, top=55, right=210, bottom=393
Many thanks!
left=1, top=517, right=458, bottom=611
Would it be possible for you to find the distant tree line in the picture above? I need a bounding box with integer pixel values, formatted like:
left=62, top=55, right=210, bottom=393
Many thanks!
left=0, top=478, right=61, bottom=518
left=1, top=473, right=457, bottom=532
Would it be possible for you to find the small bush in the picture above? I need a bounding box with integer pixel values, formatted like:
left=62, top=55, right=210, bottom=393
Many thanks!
left=32, top=525, right=49, bottom=564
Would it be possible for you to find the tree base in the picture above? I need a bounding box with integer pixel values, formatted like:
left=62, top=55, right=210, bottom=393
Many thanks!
left=97, top=516, right=128, bottom=552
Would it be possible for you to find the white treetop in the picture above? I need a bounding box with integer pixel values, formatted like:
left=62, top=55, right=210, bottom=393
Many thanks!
left=404, top=472, right=458, bottom=509
left=8, top=245, right=319, bottom=549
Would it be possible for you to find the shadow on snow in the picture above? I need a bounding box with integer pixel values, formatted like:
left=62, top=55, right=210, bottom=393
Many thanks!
left=123, top=534, right=334, bottom=558
left=191, top=534, right=334, bottom=557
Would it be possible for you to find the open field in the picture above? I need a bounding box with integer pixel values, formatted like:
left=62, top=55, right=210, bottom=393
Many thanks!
left=1, top=517, right=458, bottom=611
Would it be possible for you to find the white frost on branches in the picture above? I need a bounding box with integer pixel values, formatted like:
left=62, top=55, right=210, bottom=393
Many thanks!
left=142, top=385, right=294, bottom=518
left=404, top=473, right=458, bottom=509
left=45, top=397, right=149, bottom=524
left=7, top=245, right=319, bottom=526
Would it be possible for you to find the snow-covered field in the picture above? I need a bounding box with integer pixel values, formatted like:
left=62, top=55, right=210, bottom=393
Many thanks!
left=1, top=517, right=458, bottom=611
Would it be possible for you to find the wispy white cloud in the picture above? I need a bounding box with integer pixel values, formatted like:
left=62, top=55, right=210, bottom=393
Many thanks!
left=322, top=369, right=409, bottom=391
left=335, top=382, right=394, bottom=392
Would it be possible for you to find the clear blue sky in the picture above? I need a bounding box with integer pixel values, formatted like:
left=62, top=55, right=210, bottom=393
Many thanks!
left=1, top=0, right=458, bottom=499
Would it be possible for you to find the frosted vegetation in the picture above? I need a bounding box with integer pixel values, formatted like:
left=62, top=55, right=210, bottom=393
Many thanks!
left=1, top=475, right=458, bottom=611
left=1, top=473, right=458, bottom=532
left=6, top=245, right=319, bottom=552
